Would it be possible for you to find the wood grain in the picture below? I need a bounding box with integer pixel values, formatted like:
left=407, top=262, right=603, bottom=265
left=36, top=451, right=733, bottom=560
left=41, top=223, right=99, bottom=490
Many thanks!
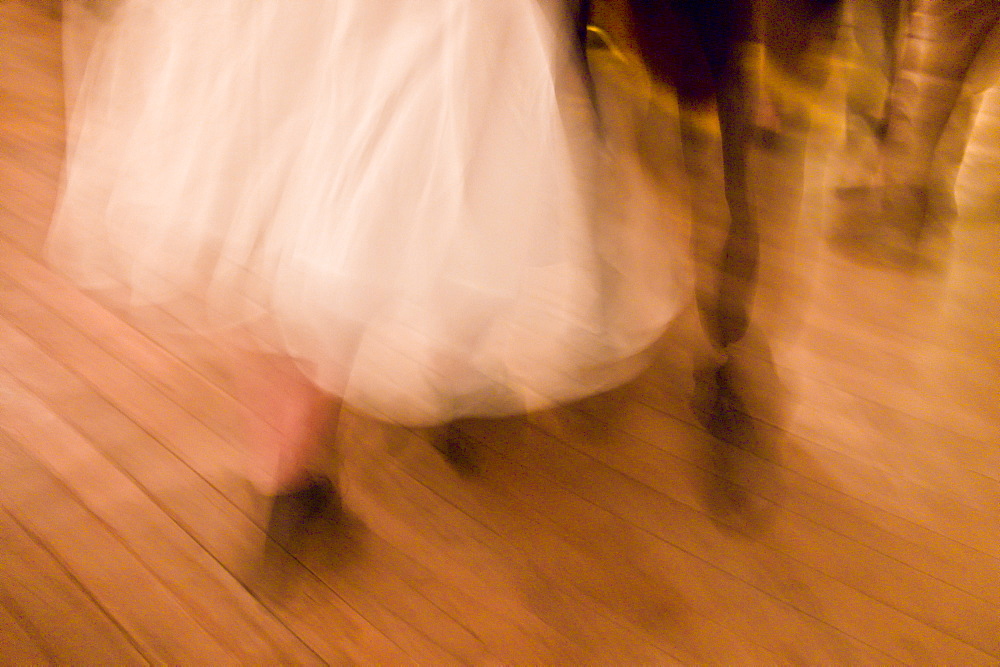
left=1, top=0, right=998, bottom=663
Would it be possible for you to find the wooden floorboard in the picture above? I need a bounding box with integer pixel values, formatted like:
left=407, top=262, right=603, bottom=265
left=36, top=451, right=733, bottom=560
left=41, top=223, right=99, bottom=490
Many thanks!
left=0, top=506, right=145, bottom=665
left=2, top=0, right=998, bottom=663
left=0, top=597, right=55, bottom=666
left=0, top=429, right=238, bottom=664
left=542, top=398, right=1000, bottom=653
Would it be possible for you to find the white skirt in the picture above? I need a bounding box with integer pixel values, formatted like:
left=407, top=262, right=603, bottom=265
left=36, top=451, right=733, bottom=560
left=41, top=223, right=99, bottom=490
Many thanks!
left=48, top=0, right=686, bottom=425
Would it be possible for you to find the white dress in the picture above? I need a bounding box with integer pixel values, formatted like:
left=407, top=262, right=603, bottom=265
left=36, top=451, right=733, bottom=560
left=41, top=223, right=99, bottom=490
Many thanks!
left=48, top=0, right=685, bottom=425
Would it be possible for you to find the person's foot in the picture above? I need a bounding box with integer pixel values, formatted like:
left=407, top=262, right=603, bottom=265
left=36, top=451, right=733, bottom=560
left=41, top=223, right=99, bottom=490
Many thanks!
left=691, top=348, right=783, bottom=533
left=830, top=185, right=946, bottom=271
left=692, top=361, right=756, bottom=446
left=245, top=476, right=340, bottom=599
left=265, top=475, right=337, bottom=549
left=248, top=475, right=339, bottom=599
left=441, top=421, right=477, bottom=474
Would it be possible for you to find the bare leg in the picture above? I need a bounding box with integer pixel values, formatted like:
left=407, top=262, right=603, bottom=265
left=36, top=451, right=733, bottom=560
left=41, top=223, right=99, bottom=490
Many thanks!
left=233, top=351, right=346, bottom=596
left=235, top=352, right=340, bottom=496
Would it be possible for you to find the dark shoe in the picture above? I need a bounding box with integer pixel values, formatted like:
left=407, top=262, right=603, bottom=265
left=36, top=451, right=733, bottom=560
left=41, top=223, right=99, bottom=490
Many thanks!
left=265, top=475, right=337, bottom=551
left=441, top=421, right=477, bottom=474
left=691, top=362, right=765, bottom=528
left=692, top=362, right=755, bottom=445
left=242, top=476, right=339, bottom=600
left=250, top=475, right=338, bottom=598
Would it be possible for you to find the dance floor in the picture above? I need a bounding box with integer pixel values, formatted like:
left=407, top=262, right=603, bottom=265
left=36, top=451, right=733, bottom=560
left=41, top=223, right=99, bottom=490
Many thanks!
left=2, top=1, right=998, bottom=663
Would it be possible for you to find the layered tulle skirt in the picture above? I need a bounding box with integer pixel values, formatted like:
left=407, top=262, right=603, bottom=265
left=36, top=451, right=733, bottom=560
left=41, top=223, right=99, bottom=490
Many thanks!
left=48, top=0, right=685, bottom=425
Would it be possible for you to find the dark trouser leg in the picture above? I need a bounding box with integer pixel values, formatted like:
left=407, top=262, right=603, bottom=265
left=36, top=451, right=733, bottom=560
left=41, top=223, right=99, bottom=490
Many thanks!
left=679, top=75, right=758, bottom=351
left=881, top=0, right=1000, bottom=243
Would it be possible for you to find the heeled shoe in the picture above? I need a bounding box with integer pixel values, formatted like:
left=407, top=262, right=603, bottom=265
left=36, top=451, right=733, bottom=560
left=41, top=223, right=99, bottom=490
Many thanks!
left=264, top=475, right=337, bottom=551
left=441, top=421, right=477, bottom=474
left=692, top=361, right=756, bottom=447
left=247, top=475, right=339, bottom=599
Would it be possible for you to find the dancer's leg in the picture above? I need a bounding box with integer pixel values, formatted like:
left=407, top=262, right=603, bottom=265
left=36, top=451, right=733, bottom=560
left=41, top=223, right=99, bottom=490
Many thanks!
left=235, top=352, right=340, bottom=497
left=880, top=0, right=1000, bottom=246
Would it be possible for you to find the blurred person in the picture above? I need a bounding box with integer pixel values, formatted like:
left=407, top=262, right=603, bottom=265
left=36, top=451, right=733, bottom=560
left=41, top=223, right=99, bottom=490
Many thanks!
left=47, top=0, right=685, bottom=561
left=581, top=0, right=841, bottom=517
left=615, top=0, right=838, bottom=345
left=835, top=0, right=904, bottom=196
left=833, top=0, right=1000, bottom=267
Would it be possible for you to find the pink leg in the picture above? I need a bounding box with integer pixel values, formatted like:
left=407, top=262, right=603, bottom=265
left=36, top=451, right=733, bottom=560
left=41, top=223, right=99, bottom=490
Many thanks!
left=234, top=352, right=340, bottom=496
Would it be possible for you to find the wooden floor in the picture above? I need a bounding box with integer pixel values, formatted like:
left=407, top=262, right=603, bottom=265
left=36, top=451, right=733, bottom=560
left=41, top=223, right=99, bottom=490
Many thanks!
left=2, top=2, right=999, bottom=663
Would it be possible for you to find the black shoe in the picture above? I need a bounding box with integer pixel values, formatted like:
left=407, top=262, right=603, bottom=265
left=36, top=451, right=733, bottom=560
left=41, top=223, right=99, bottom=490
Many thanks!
left=442, top=421, right=477, bottom=474
left=248, top=476, right=337, bottom=599
left=265, top=475, right=336, bottom=551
